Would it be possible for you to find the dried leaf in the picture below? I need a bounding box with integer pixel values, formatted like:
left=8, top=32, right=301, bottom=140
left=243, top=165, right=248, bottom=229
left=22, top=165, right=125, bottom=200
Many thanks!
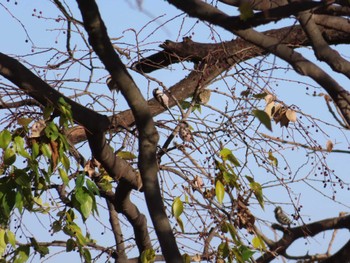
left=326, top=140, right=333, bottom=152
left=84, top=160, right=96, bottom=178
left=264, top=94, right=275, bottom=104
left=286, top=109, right=297, bottom=122
left=324, top=94, right=332, bottom=102
left=192, top=254, right=201, bottom=262
left=278, top=113, right=290, bottom=128
left=194, top=176, right=204, bottom=188
left=265, top=102, right=275, bottom=118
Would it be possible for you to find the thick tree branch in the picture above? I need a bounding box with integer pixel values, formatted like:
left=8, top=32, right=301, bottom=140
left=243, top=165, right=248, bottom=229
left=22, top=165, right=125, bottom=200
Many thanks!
left=257, top=214, right=350, bottom=263
left=298, top=11, right=350, bottom=79
left=0, top=53, right=109, bottom=133
left=75, top=0, right=182, bottom=261
left=106, top=200, right=127, bottom=263
left=114, top=180, right=152, bottom=255
left=86, top=131, right=140, bottom=189
left=167, top=0, right=350, bottom=126
left=65, top=20, right=350, bottom=145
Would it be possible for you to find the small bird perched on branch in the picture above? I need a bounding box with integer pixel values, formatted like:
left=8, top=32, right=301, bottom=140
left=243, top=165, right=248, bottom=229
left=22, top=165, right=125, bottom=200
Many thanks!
left=179, top=121, right=193, bottom=143
left=153, top=87, right=176, bottom=120
left=179, top=121, right=202, bottom=153
left=274, top=206, right=292, bottom=227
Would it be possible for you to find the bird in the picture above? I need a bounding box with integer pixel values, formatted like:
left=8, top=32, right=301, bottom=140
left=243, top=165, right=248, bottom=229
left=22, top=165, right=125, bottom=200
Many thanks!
left=274, top=206, right=292, bottom=226
left=153, top=87, right=176, bottom=120
left=106, top=75, right=120, bottom=92
left=153, top=87, right=169, bottom=108
left=179, top=121, right=193, bottom=142
left=178, top=121, right=202, bottom=153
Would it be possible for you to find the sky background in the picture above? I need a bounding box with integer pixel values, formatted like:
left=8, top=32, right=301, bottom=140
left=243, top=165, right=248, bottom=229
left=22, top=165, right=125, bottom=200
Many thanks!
left=1, top=0, right=350, bottom=262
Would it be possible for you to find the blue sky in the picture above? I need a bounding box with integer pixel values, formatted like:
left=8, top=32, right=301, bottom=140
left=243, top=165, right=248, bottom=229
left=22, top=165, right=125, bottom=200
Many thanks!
left=1, top=0, right=350, bottom=262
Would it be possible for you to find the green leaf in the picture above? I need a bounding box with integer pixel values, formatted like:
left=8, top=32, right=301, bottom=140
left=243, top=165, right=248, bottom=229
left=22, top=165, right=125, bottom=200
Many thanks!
left=171, top=197, right=183, bottom=218
left=5, top=230, right=16, bottom=247
left=2, top=190, right=16, bottom=218
left=52, top=221, right=62, bottom=234
left=82, top=248, right=91, bottom=263
left=220, top=148, right=240, bottom=166
left=0, top=130, right=12, bottom=149
left=65, top=223, right=87, bottom=246
left=176, top=216, right=184, bottom=233
left=44, top=122, right=59, bottom=141
left=17, top=117, right=33, bottom=127
left=75, top=174, right=84, bottom=189
left=14, top=136, right=30, bottom=158
left=223, top=171, right=238, bottom=188
left=116, top=151, right=137, bottom=160
left=97, top=176, right=113, bottom=192
left=0, top=229, right=6, bottom=255
left=14, top=169, right=30, bottom=187
left=75, top=188, right=93, bottom=220
left=14, top=245, right=30, bottom=263
left=15, top=191, right=23, bottom=213
left=59, top=168, right=69, bottom=186
left=180, top=100, right=191, bottom=110
left=218, top=242, right=229, bottom=258
left=227, top=223, right=239, bottom=244
left=66, top=238, right=76, bottom=252
left=30, top=237, right=49, bottom=257
left=60, top=153, right=70, bottom=171
left=239, top=245, right=255, bottom=261
left=249, top=181, right=264, bottom=209
left=192, top=103, right=202, bottom=113
left=215, top=180, right=225, bottom=204
left=31, top=142, right=40, bottom=158
left=86, top=179, right=100, bottom=196
left=4, top=148, right=16, bottom=165
left=41, top=143, right=52, bottom=158
left=253, top=109, right=272, bottom=131
left=43, top=105, right=54, bottom=120
left=141, top=248, right=155, bottom=263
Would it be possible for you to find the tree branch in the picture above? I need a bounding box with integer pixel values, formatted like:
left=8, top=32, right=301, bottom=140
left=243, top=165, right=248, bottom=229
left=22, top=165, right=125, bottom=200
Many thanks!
left=258, top=214, right=350, bottom=262
left=167, top=0, right=350, bottom=126
left=0, top=53, right=109, bottom=134
left=75, top=0, right=182, bottom=261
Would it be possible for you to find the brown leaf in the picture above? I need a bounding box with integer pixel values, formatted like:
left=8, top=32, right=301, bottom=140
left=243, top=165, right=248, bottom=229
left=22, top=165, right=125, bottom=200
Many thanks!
left=194, top=175, right=204, bottom=188
left=326, top=140, right=333, bottom=152
left=286, top=109, right=297, bottom=122
left=264, top=94, right=275, bottom=104
left=279, top=113, right=290, bottom=127
left=84, top=160, right=96, bottom=177
left=265, top=102, right=275, bottom=118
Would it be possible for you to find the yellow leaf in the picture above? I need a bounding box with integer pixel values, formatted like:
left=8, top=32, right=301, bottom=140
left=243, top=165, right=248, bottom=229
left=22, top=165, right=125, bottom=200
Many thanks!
left=172, top=197, right=183, bottom=218
left=215, top=180, right=225, bottom=204
left=252, top=235, right=266, bottom=250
